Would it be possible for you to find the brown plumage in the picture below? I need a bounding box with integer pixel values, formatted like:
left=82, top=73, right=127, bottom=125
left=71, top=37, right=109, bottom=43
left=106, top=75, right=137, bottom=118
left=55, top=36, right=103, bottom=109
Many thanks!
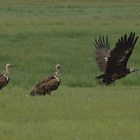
left=94, top=32, right=139, bottom=85
left=30, top=64, right=62, bottom=96
left=0, top=64, right=14, bottom=90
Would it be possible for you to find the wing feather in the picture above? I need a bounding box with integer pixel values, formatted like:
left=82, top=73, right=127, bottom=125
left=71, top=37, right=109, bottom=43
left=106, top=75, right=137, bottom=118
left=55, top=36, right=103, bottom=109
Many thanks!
left=33, top=75, right=60, bottom=95
left=35, top=75, right=54, bottom=87
left=106, top=32, right=138, bottom=74
left=94, top=36, right=110, bottom=72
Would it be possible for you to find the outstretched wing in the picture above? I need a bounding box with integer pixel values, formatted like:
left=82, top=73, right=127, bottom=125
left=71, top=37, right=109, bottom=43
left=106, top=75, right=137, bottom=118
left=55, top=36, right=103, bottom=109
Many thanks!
left=106, top=32, right=139, bottom=74
left=94, top=36, right=110, bottom=72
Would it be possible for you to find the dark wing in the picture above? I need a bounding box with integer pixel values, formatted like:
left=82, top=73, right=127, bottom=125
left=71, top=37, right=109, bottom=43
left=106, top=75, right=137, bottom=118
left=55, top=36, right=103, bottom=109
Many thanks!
left=0, top=74, right=9, bottom=90
left=32, top=75, right=60, bottom=95
left=35, top=74, right=54, bottom=87
left=106, top=32, right=139, bottom=74
left=94, top=36, right=110, bottom=72
left=45, top=78, right=60, bottom=91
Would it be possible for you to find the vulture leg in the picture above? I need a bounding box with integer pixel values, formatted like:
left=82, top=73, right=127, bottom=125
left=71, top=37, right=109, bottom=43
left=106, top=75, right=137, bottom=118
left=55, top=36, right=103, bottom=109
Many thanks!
left=48, top=92, right=52, bottom=96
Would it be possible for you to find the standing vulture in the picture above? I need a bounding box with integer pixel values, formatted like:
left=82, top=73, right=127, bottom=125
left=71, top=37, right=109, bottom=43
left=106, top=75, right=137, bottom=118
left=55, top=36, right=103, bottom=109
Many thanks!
left=30, top=64, right=62, bottom=96
left=0, top=64, right=14, bottom=90
left=94, top=32, right=139, bottom=85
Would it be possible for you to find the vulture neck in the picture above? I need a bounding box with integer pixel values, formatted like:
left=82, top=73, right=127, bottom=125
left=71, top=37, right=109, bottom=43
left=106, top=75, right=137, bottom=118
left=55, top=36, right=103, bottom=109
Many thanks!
left=3, top=66, right=10, bottom=80
left=5, top=66, right=10, bottom=76
left=55, top=68, right=61, bottom=79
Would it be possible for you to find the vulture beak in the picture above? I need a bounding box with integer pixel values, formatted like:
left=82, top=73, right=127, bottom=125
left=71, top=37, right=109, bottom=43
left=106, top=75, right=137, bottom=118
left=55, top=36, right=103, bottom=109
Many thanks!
left=10, top=65, right=15, bottom=68
left=8, top=65, right=15, bottom=68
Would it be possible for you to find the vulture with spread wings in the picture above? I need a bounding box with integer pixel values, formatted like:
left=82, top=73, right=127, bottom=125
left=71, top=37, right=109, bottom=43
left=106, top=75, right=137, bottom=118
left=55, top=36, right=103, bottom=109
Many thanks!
left=94, top=32, right=139, bottom=85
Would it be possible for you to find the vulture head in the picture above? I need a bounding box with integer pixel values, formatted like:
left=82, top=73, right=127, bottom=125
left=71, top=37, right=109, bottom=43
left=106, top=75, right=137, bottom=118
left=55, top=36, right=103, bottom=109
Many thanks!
left=55, top=64, right=62, bottom=77
left=6, top=64, right=14, bottom=69
left=56, top=64, right=62, bottom=70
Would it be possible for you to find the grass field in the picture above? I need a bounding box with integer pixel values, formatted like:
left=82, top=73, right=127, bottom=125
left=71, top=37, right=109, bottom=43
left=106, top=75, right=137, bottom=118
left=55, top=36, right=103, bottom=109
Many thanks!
left=0, top=0, right=140, bottom=139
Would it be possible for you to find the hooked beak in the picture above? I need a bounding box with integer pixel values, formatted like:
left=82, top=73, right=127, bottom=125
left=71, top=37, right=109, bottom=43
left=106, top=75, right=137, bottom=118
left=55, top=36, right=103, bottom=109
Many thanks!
left=10, top=65, right=15, bottom=68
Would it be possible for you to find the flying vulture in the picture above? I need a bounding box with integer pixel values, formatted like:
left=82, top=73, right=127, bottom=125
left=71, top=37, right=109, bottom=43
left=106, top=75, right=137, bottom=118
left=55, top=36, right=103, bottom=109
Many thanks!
left=30, top=64, right=62, bottom=96
left=0, top=64, right=14, bottom=90
left=94, top=32, right=139, bottom=85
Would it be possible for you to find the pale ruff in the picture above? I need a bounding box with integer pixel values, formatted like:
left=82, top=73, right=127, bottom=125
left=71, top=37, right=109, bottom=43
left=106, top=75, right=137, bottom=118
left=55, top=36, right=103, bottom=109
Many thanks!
left=54, top=76, right=59, bottom=82
left=3, top=74, right=9, bottom=80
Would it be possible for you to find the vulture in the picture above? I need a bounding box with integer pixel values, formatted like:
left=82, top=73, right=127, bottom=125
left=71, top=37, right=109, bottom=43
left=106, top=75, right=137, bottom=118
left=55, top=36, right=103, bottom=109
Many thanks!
left=0, top=64, right=14, bottom=90
left=30, top=64, right=62, bottom=96
left=94, top=32, right=139, bottom=85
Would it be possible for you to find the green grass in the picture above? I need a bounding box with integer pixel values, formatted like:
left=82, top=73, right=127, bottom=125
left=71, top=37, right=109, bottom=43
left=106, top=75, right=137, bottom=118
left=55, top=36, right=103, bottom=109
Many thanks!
left=0, top=0, right=140, bottom=139
left=0, top=0, right=140, bottom=87
left=0, top=86, right=140, bottom=140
